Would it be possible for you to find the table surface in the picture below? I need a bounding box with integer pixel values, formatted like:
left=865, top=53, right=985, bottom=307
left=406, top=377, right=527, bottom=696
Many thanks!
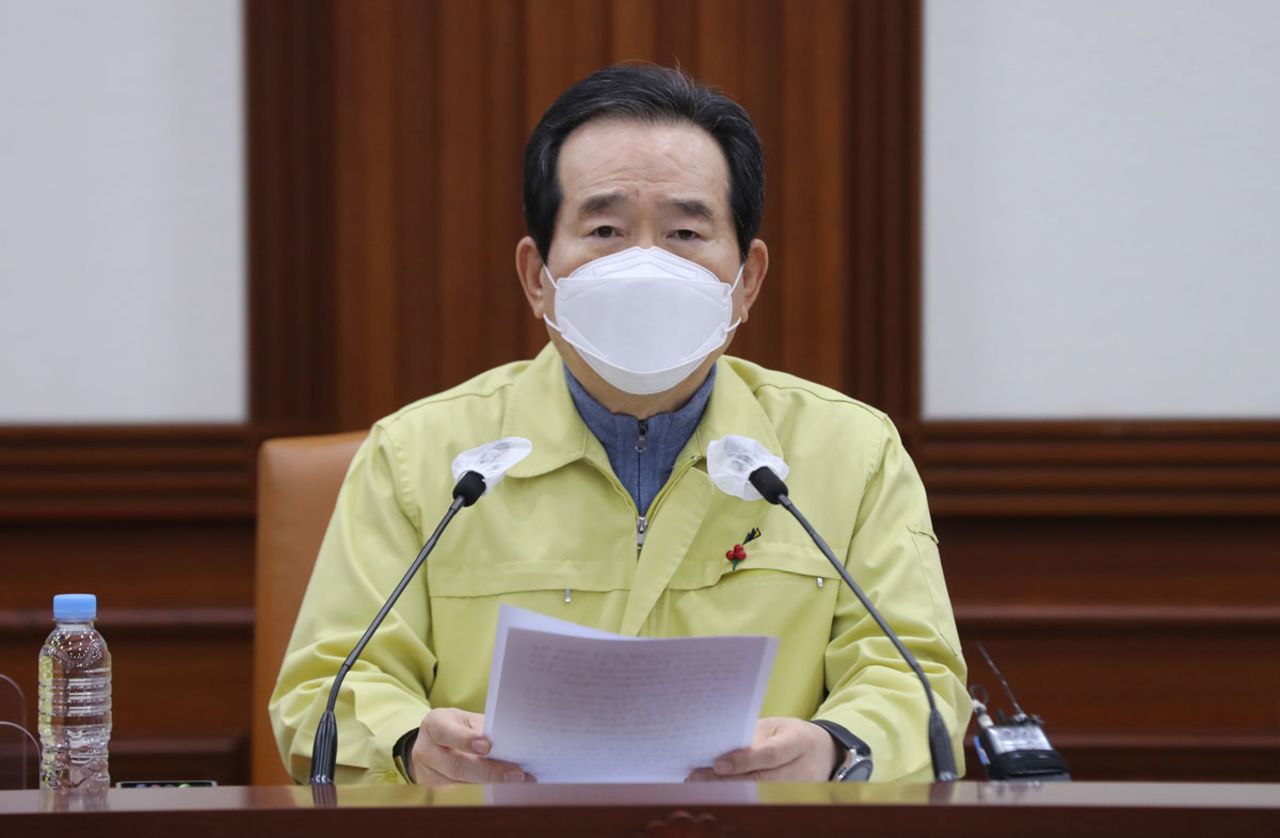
left=3, top=782, right=1279, bottom=837
left=3, top=780, right=1280, bottom=811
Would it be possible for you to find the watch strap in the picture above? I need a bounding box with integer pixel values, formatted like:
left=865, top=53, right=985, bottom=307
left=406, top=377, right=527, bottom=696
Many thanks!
left=811, top=719, right=873, bottom=781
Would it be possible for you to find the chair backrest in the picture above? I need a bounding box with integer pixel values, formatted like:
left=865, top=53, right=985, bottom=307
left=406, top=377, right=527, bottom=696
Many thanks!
left=251, top=431, right=365, bottom=786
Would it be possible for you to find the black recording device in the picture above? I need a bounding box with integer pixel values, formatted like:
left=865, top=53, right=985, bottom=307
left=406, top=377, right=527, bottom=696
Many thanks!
left=970, top=644, right=1070, bottom=782
left=117, top=780, right=217, bottom=788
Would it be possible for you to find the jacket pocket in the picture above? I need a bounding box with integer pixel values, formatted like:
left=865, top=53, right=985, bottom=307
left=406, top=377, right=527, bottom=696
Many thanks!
left=666, top=543, right=835, bottom=591
left=427, top=556, right=631, bottom=598
left=423, top=556, right=632, bottom=711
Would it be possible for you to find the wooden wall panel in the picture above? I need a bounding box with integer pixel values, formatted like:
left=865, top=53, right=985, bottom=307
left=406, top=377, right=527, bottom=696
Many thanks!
left=777, top=0, right=850, bottom=389
left=939, top=516, right=1280, bottom=611
left=331, top=1, right=401, bottom=428
left=246, top=0, right=338, bottom=435
left=917, top=420, right=1280, bottom=516
left=433, top=1, right=533, bottom=382
left=3, top=523, right=254, bottom=611
left=247, top=0, right=909, bottom=434
left=0, top=427, right=253, bottom=522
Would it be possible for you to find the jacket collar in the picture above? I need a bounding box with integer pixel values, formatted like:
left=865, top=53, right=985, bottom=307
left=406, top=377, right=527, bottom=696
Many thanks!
left=690, top=355, right=784, bottom=462
left=501, top=344, right=591, bottom=479
left=502, top=344, right=784, bottom=479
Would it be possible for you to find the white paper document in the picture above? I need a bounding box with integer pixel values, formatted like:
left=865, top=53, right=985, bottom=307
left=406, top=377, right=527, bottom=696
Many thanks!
left=483, top=605, right=778, bottom=783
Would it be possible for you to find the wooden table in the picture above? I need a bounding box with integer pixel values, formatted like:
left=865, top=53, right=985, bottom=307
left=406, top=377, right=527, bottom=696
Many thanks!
left=2, top=782, right=1278, bottom=836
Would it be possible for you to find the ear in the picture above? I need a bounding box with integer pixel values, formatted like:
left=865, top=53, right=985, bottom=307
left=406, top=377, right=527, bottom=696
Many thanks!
left=515, top=236, right=550, bottom=319
left=736, top=239, right=769, bottom=322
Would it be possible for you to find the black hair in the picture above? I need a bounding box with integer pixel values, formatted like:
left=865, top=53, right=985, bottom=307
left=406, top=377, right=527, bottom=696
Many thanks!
left=523, top=64, right=765, bottom=263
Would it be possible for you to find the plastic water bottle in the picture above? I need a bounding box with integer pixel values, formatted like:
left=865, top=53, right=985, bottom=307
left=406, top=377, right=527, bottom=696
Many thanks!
left=38, top=594, right=112, bottom=790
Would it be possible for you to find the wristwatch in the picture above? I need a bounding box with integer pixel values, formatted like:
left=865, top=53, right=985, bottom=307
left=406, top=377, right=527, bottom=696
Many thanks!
left=811, top=720, right=873, bottom=782
left=393, top=728, right=419, bottom=782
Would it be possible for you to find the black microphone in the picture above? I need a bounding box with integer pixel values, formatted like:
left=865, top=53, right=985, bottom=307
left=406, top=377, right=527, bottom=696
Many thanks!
left=308, top=437, right=530, bottom=786
left=748, top=465, right=960, bottom=783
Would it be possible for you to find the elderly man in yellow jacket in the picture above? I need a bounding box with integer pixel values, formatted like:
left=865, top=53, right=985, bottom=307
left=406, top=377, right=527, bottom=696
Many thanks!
left=271, top=65, right=968, bottom=785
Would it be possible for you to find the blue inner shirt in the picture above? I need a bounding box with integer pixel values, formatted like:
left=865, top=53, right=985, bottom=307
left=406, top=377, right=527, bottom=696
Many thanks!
left=565, top=366, right=716, bottom=516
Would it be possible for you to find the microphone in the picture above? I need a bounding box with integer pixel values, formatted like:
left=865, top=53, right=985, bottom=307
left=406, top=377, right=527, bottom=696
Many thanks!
left=706, top=435, right=959, bottom=782
left=309, top=436, right=532, bottom=786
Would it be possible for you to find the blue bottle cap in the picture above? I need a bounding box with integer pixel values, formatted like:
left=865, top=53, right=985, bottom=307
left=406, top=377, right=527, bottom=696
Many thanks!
left=53, top=594, right=97, bottom=621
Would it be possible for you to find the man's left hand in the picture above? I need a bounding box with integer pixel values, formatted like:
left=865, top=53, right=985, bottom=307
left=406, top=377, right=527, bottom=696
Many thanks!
left=686, top=717, right=838, bottom=782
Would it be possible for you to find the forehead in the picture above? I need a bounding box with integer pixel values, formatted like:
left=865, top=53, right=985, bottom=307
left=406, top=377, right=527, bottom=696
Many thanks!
left=556, top=119, right=731, bottom=212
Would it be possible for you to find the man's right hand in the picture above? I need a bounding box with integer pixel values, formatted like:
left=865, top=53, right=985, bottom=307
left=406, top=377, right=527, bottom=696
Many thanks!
left=410, top=707, right=535, bottom=785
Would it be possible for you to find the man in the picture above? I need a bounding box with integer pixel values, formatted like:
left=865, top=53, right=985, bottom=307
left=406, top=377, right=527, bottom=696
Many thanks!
left=271, top=65, right=968, bottom=785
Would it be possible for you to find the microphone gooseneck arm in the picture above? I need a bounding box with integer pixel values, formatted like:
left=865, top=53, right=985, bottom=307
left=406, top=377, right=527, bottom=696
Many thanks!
left=748, top=467, right=959, bottom=783
left=309, top=472, right=484, bottom=786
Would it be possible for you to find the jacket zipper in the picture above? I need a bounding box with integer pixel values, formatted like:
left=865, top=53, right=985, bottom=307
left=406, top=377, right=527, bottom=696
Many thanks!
left=634, top=419, right=649, bottom=554
left=591, top=433, right=699, bottom=559
left=635, top=454, right=700, bottom=556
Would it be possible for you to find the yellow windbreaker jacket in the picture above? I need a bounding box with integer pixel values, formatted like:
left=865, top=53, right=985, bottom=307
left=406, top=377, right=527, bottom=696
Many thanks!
left=270, top=344, right=969, bottom=783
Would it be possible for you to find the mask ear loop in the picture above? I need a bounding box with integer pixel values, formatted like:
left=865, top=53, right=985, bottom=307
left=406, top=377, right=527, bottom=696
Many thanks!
left=540, top=263, right=560, bottom=291
left=725, top=263, right=746, bottom=334
left=540, top=264, right=567, bottom=337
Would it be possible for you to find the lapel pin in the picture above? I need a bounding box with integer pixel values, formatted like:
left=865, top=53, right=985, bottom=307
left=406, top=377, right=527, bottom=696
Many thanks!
left=724, top=529, right=761, bottom=571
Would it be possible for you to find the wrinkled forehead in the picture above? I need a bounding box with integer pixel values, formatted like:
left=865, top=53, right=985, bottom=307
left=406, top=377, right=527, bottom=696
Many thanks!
left=555, top=117, right=732, bottom=214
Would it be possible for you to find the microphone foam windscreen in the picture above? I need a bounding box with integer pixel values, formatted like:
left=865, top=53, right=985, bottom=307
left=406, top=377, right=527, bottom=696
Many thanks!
left=450, top=436, right=533, bottom=497
left=706, top=435, right=790, bottom=501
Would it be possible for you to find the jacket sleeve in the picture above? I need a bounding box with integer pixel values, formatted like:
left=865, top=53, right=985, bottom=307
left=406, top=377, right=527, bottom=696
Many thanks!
left=268, top=422, right=436, bottom=784
left=811, top=417, right=970, bottom=781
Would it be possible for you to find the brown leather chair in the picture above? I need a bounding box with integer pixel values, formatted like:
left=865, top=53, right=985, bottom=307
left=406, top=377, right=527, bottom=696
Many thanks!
left=251, top=432, right=365, bottom=785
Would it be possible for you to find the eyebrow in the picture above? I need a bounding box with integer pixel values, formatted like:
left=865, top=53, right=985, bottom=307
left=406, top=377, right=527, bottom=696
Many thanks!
left=665, top=198, right=715, bottom=221
left=575, top=192, right=717, bottom=222
left=577, top=191, right=629, bottom=217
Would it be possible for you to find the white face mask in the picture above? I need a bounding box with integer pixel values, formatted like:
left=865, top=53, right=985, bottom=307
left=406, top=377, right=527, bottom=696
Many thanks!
left=543, top=246, right=743, bottom=396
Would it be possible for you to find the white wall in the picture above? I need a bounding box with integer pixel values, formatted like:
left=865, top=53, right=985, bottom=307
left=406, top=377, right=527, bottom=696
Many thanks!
left=923, top=0, right=1280, bottom=419
left=0, top=0, right=244, bottom=423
